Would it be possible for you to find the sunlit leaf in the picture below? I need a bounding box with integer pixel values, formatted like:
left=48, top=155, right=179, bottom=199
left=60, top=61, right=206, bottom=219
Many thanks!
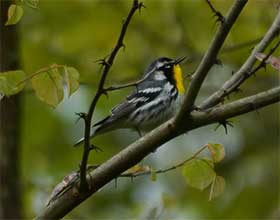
left=207, top=143, right=225, bottom=163
left=209, top=175, right=226, bottom=201
left=31, top=67, right=64, bottom=107
left=5, top=4, right=24, bottom=26
left=0, top=70, right=26, bottom=96
left=64, top=66, right=80, bottom=97
left=182, top=158, right=216, bottom=190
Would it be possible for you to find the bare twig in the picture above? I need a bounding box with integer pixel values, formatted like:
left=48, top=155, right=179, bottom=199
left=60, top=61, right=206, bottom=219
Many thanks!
left=79, top=0, right=143, bottom=192
left=250, top=39, right=280, bottom=74
left=205, top=0, right=225, bottom=23
left=176, top=0, right=248, bottom=123
left=104, top=74, right=148, bottom=92
left=120, top=144, right=208, bottom=178
left=200, top=11, right=280, bottom=109
left=104, top=81, right=139, bottom=92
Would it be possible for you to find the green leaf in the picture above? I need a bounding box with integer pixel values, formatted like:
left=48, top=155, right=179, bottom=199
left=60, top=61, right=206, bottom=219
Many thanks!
left=207, top=143, right=225, bottom=163
left=64, top=66, right=79, bottom=97
left=5, top=4, right=24, bottom=26
left=200, top=157, right=214, bottom=168
left=31, top=67, right=64, bottom=107
left=150, top=168, right=157, bottom=182
left=209, top=175, right=226, bottom=201
left=182, top=158, right=216, bottom=190
left=0, top=70, right=26, bottom=96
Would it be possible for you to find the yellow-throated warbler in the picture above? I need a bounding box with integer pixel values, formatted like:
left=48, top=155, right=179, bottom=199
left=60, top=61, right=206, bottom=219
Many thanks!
left=75, top=57, right=185, bottom=146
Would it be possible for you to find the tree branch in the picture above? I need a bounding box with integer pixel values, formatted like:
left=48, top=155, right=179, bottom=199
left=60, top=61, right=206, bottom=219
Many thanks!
left=200, top=10, right=280, bottom=109
left=191, top=86, right=280, bottom=128
left=104, top=72, right=149, bottom=92
left=176, top=0, right=248, bottom=122
left=35, top=1, right=280, bottom=219
left=79, top=0, right=142, bottom=191
left=36, top=85, right=279, bottom=219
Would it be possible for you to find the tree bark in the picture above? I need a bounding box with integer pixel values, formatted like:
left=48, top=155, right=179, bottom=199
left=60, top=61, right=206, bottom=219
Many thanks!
left=0, top=0, right=22, bottom=219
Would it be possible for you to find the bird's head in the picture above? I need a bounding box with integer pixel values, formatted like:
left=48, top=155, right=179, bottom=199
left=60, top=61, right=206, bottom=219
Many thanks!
left=145, top=56, right=186, bottom=94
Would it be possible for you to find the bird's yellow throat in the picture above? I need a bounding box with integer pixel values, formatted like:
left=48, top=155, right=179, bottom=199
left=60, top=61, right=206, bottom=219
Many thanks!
left=173, top=64, right=185, bottom=94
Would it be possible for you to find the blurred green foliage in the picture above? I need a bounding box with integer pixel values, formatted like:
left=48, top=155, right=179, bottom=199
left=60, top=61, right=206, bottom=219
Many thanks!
left=17, top=0, right=279, bottom=219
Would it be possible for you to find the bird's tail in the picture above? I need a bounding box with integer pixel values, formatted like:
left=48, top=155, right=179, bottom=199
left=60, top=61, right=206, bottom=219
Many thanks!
left=73, top=116, right=113, bottom=147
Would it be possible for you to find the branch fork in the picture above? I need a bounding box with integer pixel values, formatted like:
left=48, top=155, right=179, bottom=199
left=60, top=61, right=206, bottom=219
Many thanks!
left=35, top=1, right=280, bottom=219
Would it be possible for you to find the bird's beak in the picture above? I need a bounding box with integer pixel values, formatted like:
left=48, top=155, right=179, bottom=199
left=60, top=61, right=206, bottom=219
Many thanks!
left=174, top=56, right=187, bottom=65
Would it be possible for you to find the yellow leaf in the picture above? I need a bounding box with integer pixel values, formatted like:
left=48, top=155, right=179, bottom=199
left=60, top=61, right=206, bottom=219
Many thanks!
left=64, top=66, right=79, bottom=97
left=209, top=175, right=226, bottom=201
left=31, top=68, right=64, bottom=107
left=207, top=143, right=225, bottom=163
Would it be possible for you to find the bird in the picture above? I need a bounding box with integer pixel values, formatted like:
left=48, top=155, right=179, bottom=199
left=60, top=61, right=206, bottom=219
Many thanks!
left=74, top=56, right=186, bottom=146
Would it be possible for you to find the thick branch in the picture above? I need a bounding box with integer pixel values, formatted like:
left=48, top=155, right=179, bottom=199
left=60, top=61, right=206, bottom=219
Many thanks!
left=176, top=0, right=248, bottom=122
left=191, top=86, right=280, bottom=127
left=36, top=85, right=279, bottom=219
left=200, top=10, right=280, bottom=109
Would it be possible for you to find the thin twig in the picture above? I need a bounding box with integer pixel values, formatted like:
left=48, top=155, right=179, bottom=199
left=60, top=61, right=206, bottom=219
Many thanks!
left=250, top=39, right=280, bottom=74
left=104, top=71, right=150, bottom=92
left=104, top=75, right=147, bottom=92
left=79, top=0, right=143, bottom=192
left=120, top=144, right=208, bottom=178
left=200, top=11, right=280, bottom=110
left=205, top=0, right=225, bottom=23
left=16, top=64, right=65, bottom=87
left=176, top=0, right=248, bottom=123
left=104, top=80, right=139, bottom=92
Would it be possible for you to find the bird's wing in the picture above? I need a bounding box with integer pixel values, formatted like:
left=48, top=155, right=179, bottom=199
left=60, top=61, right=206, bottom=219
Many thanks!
left=93, top=85, right=163, bottom=133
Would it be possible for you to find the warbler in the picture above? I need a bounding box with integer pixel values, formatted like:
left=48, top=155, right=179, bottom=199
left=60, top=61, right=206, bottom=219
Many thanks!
left=75, top=56, right=186, bottom=146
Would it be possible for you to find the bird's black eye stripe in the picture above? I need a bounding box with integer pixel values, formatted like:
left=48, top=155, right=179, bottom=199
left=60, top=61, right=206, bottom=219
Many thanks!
left=170, top=86, right=176, bottom=95
left=158, top=63, right=172, bottom=71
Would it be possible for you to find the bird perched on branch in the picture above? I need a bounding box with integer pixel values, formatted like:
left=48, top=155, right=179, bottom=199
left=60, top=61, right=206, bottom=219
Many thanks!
left=75, top=56, right=186, bottom=146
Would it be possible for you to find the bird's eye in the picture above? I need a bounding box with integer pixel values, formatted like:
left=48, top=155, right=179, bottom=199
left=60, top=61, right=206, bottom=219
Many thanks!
left=165, top=65, right=171, bottom=69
